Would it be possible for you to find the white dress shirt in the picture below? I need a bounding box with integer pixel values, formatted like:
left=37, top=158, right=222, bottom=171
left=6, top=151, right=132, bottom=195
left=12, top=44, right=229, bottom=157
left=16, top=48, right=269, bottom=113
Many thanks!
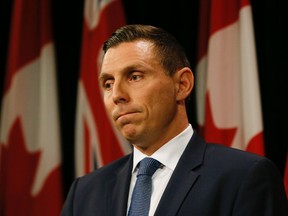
left=127, top=124, right=194, bottom=216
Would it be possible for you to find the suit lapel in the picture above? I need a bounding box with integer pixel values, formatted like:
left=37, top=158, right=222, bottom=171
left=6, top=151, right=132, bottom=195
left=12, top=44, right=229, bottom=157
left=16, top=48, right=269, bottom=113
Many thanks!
left=106, top=155, right=133, bottom=216
left=155, top=133, right=206, bottom=216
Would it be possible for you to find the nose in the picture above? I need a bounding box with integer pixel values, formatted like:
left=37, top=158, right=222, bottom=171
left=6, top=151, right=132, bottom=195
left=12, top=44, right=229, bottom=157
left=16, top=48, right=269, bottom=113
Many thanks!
left=112, top=81, right=129, bottom=104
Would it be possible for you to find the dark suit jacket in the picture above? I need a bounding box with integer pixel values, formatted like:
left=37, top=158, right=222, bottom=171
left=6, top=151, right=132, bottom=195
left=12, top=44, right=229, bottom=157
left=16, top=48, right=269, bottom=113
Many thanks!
left=61, top=133, right=288, bottom=216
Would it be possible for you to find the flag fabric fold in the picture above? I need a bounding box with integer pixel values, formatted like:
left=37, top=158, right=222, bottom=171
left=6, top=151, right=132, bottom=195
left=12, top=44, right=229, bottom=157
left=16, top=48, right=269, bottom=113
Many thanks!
left=196, top=0, right=265, bottom=156
left=0, top=0, right=63, bottom=215
left=75, top=0, right=131, bottom=177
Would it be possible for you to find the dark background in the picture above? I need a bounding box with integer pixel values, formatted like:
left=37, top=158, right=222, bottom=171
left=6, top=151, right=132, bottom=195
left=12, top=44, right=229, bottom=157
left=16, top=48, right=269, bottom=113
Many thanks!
left=0, top=0, right=287, bottom=196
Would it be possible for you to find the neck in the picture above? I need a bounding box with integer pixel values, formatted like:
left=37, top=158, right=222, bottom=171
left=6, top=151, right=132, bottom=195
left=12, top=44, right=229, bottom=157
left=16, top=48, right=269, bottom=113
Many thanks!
left=133, top=120, right=189, bottom=156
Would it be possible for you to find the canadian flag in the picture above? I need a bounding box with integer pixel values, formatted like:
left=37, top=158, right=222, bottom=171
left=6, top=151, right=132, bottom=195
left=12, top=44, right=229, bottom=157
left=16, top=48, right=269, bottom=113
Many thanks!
left=75, top=0, right=131, bottom=177
left=195, top=0, right=265, bottom=156
left=0, top=0, right=63, bottom=215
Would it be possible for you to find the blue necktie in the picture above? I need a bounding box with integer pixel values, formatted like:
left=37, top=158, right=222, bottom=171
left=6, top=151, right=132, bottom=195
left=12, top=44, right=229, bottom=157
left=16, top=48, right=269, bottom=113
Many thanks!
left=128, top=157, right=161, bottom=216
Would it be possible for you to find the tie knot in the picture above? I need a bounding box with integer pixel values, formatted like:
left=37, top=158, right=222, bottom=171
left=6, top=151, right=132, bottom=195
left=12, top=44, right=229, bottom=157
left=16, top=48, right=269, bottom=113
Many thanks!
left=137, top=157, right=161, bottom=177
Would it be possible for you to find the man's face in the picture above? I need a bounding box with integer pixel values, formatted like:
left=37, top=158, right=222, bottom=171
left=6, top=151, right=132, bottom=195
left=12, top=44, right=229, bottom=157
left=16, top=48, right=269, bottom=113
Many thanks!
left=99, top=40, right=180, bottom=151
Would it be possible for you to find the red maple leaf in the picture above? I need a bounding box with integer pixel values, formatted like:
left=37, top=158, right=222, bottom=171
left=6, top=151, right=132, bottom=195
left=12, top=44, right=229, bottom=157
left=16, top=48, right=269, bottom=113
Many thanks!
left=199, top=93, right=237, bottom=147
left=198, top=93, right=265, bottom=156
left=0, top=117, right=63, bottom=216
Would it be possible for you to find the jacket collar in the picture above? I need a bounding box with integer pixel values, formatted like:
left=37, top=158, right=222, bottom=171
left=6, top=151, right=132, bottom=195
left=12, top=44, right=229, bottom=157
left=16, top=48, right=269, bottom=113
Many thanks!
left=155, top=132, right=206, bottom=216
left=106, top=155, right=133, bottom=216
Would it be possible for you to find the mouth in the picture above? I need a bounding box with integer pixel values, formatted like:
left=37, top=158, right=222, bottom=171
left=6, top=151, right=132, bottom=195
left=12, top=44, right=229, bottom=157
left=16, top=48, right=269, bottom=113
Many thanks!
left=115, top=112, right=137, bottom=121
left=112, top=106, right=141, bottom=122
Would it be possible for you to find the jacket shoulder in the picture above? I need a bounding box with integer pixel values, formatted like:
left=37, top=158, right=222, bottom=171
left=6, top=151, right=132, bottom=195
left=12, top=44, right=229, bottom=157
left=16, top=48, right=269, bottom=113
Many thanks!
left=77, top=154, right=131, bottom=184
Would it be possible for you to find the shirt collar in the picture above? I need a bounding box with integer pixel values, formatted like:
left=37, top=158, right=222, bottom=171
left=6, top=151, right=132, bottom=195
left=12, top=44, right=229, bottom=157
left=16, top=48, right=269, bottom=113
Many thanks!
left=132, top=124, right=193, bottom=173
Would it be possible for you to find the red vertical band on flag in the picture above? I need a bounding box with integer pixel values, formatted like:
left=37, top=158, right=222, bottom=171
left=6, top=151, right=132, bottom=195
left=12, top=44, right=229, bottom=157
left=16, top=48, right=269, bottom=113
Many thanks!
left=196, top=0, right=210, bottom=62
left=84, top=119, right=92, bottom=173
left=209, top=0, right=250, bottom=36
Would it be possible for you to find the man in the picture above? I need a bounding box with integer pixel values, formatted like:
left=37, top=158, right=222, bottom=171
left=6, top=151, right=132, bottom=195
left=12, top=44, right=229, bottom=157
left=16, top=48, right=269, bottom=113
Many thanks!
left=61, top=24, right=287, bottom=216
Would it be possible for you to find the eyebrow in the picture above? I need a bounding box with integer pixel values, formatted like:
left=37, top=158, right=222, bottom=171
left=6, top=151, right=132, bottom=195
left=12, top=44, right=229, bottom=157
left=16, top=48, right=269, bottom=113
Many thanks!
left=98, top=72, right=113, bottom=83
left=99, top=64, right=146, bottom=82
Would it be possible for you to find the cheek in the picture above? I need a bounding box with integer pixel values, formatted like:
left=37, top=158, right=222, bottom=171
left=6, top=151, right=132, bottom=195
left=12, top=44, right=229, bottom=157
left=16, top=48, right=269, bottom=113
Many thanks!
left=155, top=81, right=176, bottom=102
left=103, top=96, right=113, bottom=115
left=144, top=84, right=176, bottom=117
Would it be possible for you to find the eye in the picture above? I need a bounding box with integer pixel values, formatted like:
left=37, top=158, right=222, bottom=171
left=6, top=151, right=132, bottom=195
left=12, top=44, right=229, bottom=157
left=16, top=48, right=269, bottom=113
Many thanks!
left=103, top=80, right=114, bottom=90
left=129, top=73, right=143, bottom=81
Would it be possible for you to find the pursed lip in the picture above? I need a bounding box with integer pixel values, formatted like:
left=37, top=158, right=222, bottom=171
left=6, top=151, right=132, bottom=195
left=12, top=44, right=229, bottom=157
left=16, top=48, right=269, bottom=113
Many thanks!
left=115, top=112, right=137, bottom=121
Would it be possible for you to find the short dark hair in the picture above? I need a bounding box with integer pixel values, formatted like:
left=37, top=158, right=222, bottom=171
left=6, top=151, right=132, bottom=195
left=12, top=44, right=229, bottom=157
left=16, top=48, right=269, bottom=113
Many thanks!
left=103, top=24, right=191, bottom=76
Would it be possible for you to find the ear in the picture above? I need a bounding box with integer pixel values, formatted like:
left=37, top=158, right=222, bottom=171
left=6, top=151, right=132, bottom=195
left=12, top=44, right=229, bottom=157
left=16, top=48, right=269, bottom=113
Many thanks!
left=175, top=67, right=194, bottom=101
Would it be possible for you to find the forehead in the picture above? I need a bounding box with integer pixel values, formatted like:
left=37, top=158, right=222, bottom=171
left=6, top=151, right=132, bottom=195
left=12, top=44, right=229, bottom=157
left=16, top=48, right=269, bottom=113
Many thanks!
left=100, top=40, right=157, bottom=74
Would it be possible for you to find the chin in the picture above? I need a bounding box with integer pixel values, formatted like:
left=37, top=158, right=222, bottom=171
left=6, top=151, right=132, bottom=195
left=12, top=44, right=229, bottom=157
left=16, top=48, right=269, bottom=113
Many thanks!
left=121, top=126, right=139, bottom=141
